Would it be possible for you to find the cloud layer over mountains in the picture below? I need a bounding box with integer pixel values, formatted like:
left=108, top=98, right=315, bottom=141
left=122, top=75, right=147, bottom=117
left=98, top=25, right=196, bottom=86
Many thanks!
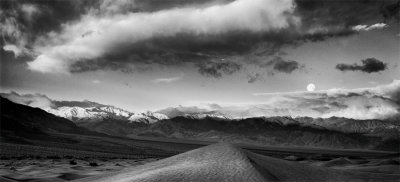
left=4, top=80, right=398, bottom=120
left=0, top=92, right=106, bottom=109
left=161, top=80, right=400, bottom=120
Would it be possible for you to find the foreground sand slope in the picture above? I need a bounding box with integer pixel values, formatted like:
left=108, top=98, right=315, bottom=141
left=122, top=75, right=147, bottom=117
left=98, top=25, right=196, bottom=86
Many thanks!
left=74, top=143, right=399, bottom=182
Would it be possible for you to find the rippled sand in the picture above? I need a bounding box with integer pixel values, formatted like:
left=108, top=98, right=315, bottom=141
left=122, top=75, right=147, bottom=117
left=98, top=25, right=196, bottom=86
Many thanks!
left=0, top=158, right=158, bottom=181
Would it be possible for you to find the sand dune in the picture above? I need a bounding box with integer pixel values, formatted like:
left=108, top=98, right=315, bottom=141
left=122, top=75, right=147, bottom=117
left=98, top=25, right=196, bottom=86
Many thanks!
left=74, top=143, right=400, bottom=182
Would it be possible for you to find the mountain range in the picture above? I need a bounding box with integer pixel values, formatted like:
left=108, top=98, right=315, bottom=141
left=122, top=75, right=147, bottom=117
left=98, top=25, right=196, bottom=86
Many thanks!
left=41, top=102, right=400, bottom=142
left=1, top=95, right=399, bottom=151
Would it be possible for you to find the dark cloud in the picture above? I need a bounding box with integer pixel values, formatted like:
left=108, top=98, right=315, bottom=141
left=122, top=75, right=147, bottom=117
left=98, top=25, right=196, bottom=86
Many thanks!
left=263, top=57, right=303, bottom=74
left=53, top=100, right=106, bottom=108
left=0, top=0, right=228, bottom=47
left=247, top=73, right=262, bottom=83
left=68, top=31, right=296, bottom=73
left=336, top=58, right=388, bottom=73
left=0, top=0, right=96, bottom=48
left=289, top=0, right=399, bottom=45
left=197, top=61, right=242, bottom=78
left=294, top=0, right=399, bottom=28
left=130, top=0, right=233, bottom=12
left=70, top=59, right=137, bottom=74
left=272, top=59, right=301, bottom=73
left=328, top=102, right=348, bottom=109
left=380, top=1, right=400, bottom=21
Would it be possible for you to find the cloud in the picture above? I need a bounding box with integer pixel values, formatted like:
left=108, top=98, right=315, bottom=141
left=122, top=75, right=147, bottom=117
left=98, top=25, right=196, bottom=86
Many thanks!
left=264, top=57, right=303, bottom=74
left=2, top=80, right=400, bottom=120
left=152, top=75, right=183, bottom=83
left=0, top=0, right=94, bottom=57
left=336, top=58, right=388, bottom=73
left=21, top=4, right=40, bottom=21
left=380, top=1, right=400, bottom=20
left=3, top=0, right=397, bottom=77
left=0, top=91, right=107, bottom=109
left=250, top=80, right=400, bottom=119
left=352, top=23, right=387, bottom=32
left=292, top=0, right=398, bottom=41
left=27, top=0, right=298, bottom=73
left=52, top=100, right=106, bottom=108
left=0, top=91, right=54, bottom=108
left=3, top=44, right=24, bottom=57
left=197, top=61, right=242, bottom=78
left=247, top=73, right=262, bottom=83
left=92, top=80, right=101, bottom=84
left=0, top=10, right=28, bottom=57
left=162, top=80, right=400, bottom=120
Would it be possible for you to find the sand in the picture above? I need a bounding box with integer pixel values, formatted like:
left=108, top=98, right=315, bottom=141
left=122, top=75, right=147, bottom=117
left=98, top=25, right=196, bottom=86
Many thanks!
left=0, top=158, right=158, bottom=181
left=74, top=143, right=400, bottom=182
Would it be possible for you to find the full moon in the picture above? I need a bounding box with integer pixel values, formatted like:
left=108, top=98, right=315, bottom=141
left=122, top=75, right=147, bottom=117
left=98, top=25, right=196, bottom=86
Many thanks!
left=307, top=83, right=316, bottom=92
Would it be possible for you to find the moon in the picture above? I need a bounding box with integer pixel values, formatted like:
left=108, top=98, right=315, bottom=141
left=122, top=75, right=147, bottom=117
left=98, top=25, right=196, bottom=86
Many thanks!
left=307, top=83, right=316, bottom=92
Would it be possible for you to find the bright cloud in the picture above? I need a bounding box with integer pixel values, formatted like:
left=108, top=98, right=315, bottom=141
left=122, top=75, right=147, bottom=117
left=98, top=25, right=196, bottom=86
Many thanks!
left=352, top=23, right=387, bottom=31
left=3, top=44, right=23, bottom=57
left=28, top=0, right=298, bottom=73
left=152, top=75, right=183, bottom=83
left=0, top=92, right=54, bottom=109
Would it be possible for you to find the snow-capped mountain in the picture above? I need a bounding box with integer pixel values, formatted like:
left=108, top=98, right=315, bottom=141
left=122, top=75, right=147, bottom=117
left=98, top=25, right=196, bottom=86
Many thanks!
left=47, top=106, right=168, bottom=124
left=128, top=111, right=169, bottom=123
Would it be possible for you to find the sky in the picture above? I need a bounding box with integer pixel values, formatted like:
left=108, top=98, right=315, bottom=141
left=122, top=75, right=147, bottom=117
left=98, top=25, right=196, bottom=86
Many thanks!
left=1, top=0, right=399, bottom=119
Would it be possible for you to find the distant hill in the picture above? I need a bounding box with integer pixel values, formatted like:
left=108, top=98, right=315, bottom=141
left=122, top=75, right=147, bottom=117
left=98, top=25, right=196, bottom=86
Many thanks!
left=295, top=116, right=400, bottom=134
left=129, top=116, right=399, bottom=151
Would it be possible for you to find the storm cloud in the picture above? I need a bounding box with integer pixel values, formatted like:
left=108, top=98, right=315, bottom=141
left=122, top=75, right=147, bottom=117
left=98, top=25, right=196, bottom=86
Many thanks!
left=1, top=0, right=398, bottom=77
left=26, top=0, right=298, bottom=73
left=336, top=58, right=388, bottom=73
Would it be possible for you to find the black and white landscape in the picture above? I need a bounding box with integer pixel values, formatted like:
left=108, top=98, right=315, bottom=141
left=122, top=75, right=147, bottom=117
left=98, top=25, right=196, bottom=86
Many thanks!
left=1, top=0, right=399, bottom=181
